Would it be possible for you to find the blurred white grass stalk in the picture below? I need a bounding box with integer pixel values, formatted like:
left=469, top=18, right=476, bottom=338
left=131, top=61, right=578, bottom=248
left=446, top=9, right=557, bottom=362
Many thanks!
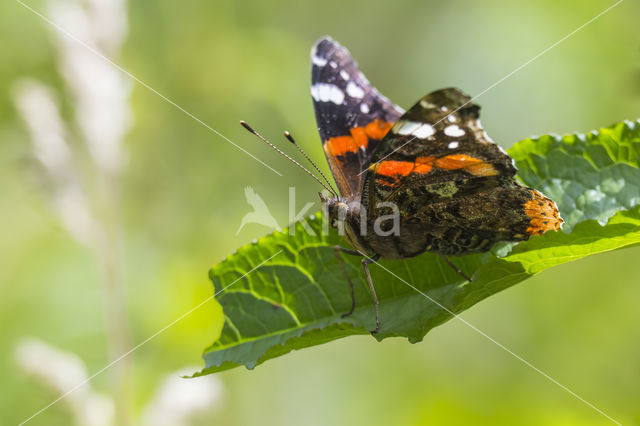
left=15, top=340, right=224, bottom=426
left=13, top=80, right=96, bottom=244
left=49, top=0, right=131, bottom=175
left=14, top=339, right=114, bottom=426
left=141, top=368, right=224, bottom=426
left=13, top=0, right=133, bottom=424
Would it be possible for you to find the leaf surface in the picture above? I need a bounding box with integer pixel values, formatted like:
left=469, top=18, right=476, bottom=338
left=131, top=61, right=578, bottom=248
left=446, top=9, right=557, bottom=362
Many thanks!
left=196, top=119, right=640, bottom=375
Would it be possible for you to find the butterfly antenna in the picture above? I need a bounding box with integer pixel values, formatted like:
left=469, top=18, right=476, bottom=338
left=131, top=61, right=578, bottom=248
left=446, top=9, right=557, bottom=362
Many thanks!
left=240, top=121, right=338, bottom=196
left=284, top=130, right=338, bottom=195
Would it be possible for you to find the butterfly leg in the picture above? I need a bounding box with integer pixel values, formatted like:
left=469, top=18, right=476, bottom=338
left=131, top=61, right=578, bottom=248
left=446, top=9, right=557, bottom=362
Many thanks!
left=334, top=247, right=382, bottom=334
left=362, top=254, right=381, bottom=334
left=333, top=246, right=359, bottom=318
left=438, top=253, right=472, bottom=282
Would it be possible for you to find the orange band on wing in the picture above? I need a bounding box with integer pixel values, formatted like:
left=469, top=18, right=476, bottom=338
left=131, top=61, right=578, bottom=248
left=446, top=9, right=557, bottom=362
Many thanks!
left=523, top=190, right=563, bottom=235
left=371, top=154, right=499, bottom=190
left=374, top=160, right=414, bottom=177
left=324, top=135, right=358, bottom=157
left=434, top=154, right=481, bottom=169
left=350, top=126, right=368, bottom=148
left=414, top=156, right=436, bottom=174
left=373, top=156, right=435, bottom=179
left=323, top=120, right=393, bottom=158
left=365, top=119, right=393, bottom=140
left=464, top=162, right=499, bottom=177
left=434, top=154, right=498, bottom=176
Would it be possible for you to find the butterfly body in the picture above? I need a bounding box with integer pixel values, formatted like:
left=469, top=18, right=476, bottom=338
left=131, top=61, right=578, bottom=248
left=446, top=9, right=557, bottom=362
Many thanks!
left=239, top=37, right=562, bottom=332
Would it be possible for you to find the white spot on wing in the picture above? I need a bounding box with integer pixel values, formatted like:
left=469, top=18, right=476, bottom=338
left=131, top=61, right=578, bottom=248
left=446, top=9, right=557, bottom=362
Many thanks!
left=440, top=106, right=448, bottom=112
left=420, top=99, right=437, bottom=109
left=311, top=83, right=345, bottom=105
left=329, top=61, right=337, bottom=69
left=447, top=115, right=456, bottom=123
left=448, top=141, right=459, bottom=149
left=413, top=124, right=435, bottom=139
left=346, top=82, right=365, bottom=99
left=311, top=55, right=327, bottom=67
left=360, top=103, right=370, bottom=114
left=340, top=70, right=350, bottom=80
left=396, top=121, right=421, bottom=135
left=444, top=124, right=465, bottom=137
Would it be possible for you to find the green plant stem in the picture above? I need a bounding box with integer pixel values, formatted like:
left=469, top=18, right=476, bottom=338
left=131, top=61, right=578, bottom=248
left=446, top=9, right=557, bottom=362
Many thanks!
left=94, top=172, right=132, bottom=426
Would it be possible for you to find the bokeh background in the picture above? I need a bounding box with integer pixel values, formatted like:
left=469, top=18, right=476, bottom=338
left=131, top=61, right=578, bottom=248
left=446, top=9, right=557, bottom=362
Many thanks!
left=2, top=0, right=640, bottom=425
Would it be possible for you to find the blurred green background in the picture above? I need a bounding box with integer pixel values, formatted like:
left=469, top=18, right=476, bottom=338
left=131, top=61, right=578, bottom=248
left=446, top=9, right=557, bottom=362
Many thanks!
left=2, top=0, right=640, bottom=425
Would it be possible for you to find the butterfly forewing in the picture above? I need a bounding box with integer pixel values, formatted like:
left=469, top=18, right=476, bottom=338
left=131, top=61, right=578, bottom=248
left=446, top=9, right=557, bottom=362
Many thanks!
left=362, top=88, right=562, bottom=258
left=311, top=37, right=403, bottom=197
left=373, top=88, right=516, bottom=172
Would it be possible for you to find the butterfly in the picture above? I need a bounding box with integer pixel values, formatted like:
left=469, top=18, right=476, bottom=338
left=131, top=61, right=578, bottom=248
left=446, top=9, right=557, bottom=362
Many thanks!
left=242, top=36, right=563, bottom=333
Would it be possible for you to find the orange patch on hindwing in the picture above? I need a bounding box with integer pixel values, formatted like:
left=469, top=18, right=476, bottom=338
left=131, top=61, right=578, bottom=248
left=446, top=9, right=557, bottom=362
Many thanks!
left=523, top=189, right=563, bottom=235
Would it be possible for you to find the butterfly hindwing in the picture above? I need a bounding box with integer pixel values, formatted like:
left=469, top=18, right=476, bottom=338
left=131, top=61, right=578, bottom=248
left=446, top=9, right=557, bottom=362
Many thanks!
left=311, top=37, right=403, bottom=197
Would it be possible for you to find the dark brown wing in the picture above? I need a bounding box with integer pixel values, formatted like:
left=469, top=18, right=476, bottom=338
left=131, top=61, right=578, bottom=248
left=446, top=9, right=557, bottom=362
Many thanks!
left=311, top=37, right=403, bottom=197
left=370, top=87, right=517, bottom=188
left=362, top=88, right=562, bottom=258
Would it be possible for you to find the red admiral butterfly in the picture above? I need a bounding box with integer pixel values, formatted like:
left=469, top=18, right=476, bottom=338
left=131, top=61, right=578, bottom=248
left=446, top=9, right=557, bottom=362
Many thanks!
left=242, top=36, right=562, bottom=333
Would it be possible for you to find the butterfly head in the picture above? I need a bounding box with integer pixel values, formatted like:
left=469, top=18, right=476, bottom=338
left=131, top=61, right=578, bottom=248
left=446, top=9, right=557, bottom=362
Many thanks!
left=319, top=192, right=354, bottom=229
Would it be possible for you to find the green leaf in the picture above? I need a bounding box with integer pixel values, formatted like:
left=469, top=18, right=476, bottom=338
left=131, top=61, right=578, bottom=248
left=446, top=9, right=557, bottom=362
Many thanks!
left=195, top=119, right=640, bottom=376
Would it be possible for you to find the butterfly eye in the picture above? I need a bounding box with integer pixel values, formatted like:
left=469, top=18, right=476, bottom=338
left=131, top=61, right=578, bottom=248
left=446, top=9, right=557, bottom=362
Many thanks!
left=337, top=202, right=349, bottom=216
